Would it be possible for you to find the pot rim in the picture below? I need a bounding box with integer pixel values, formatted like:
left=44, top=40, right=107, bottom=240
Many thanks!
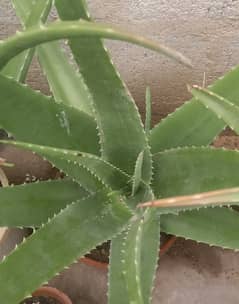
left=32, top=286, right=72, bottom=304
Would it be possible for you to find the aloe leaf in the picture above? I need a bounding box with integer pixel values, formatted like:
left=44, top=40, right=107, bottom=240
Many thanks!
left=55, top=0, right=151, bottom=182
left=37, top=43, right=93, bottom=113
left=1, top=51, right=32, bottom=82
left=153, top=147, right=239, bottom=248
left=139, top=187, right=239, bottom=213
left=2, top=0, right=52, bottom=82
left=0, top=179, right=87, bottom=227
left=0, top=140, right=131, bottom=194
left=0, top=20, right=191, bottom=69
left=11, top=0, right=35, bottom=18
left=55, top=1, right=190, bottom=181
left=109, top=208, right=160, bottom=304
left=12, top=0, right=93, bottom=114
left=0, top=74, right=99, bottom=154
left=0, top=192, right=132, bottom=304
left=161, top=207, right=239, bottom=250
left=0, top=18, right=189, bottom=179
left=145, top=87, right=152, bottom=135
left=153, top=147, right=239, bottom=197
left=132, top=151, right=144, bottom=196
left=150, top=65, right=239, bottom=153
left=190, top=85, right=239, bottom=134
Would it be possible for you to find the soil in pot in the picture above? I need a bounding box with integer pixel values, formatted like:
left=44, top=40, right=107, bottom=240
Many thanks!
left=85, top=241, right=110, bottom=263
left=20, top=295, right=61, bottom=304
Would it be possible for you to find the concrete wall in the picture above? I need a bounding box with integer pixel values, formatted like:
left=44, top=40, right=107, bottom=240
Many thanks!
left=1, top=0, right=239, bottom=124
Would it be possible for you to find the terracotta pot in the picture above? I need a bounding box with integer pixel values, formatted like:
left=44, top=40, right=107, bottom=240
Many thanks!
left=32, top=286, right=72, bottom=304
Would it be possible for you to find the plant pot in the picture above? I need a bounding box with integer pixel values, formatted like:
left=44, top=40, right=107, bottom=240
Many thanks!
left=20, top=286, right=72, bottom=304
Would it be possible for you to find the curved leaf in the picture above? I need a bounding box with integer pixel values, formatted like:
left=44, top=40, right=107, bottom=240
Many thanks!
left=2, top=0, right=52, bottom=82
left=0, top=21, right=191, bottom=70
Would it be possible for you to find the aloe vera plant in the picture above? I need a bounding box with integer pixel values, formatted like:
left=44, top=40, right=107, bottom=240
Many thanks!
left=1, top=0, right=239, bottom=303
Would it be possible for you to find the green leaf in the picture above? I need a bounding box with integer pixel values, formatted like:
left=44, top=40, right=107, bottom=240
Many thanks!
left=150, top=65, right=239, bottom=153
left=37, top=43, right=93, bottom=113
left=132, top=151, right=144, bottom=196
left=1, top=0, right=52, bottom=82
left=0, top=179, right=87, bottom=227
left=0, top=74, right=99, bottom=154
left=161, top=207, right=239, bottom=250
left=12, top=0, right=93, bottom=114
left=145, top=87, right=151, bottom=135
left=0, top=192, right=132, bottom=304
left=11, top=0, right=35, bottom=18
left=190, top=85, right=239, bottom=135
left=0, top=140, right=131, bottom=194
left=153, top=147, right=239, bottom=249
left=55, top=0, right=157, bottom=188
left=1, top=51, right=33, bottom=82
left=153, top=147, right=239, bottom=197
left=108, top=231, right=129, bottom=304
left=109, top=208, right=160, bottom=304
left=0, top=20, right=191, bottom=70
left=0, top=17, right=189, bottom=179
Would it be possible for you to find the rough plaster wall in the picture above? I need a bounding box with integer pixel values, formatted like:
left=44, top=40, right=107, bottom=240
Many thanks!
left=1, top=0, right=239, bottom=125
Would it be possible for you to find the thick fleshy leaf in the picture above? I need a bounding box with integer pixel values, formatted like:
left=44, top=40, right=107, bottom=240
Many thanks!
left=150, top=65, right=239, bottom=153
left=0, top=179, right=87, bottom=227
left=132, top=151, right=144, bottom=196
left=161, top=207, right=239, bottom=250
left=109, top=208, right=160, bottom=304
left=190, top=85, right=239, bottom=135
left=0, top=74, right=99, bottom=154
left=2, top=0, right=52, bottom=82
left=0, top=20, right=191, bottom=70
left=0, top=140, right=131, bottom=194
left=0, top=192, right=132, bottom=303
left=11, top=0, right=35, bottom=17
left=13, top=0, right=93, bottom=114
left=56, top=0, right=189, bottom=180
left=37, top=42, right=93, bottom=113
left=55, top=0, right=150, bottom=179
left=153, top=147, right=239, bottom=197
left=1, top=51, right=33, bottom=82
left=153, top=147, right=239, bottom=249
